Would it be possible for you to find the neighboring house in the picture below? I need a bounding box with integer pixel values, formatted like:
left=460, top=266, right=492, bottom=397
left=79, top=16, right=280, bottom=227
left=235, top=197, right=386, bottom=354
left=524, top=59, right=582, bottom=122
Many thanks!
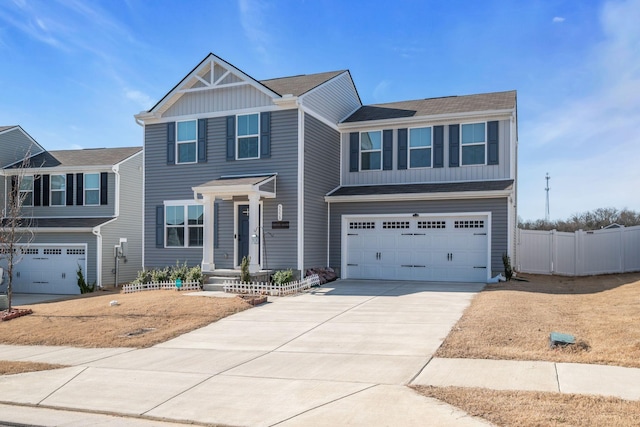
left=0, top=125, right=143, bottom=294
left=136, top=52, right=517, bottom=283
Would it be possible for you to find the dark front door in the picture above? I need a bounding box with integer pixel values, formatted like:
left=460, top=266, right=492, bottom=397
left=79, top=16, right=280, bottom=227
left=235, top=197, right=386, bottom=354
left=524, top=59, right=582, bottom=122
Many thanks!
left=237, top=204, right=250, bottom=265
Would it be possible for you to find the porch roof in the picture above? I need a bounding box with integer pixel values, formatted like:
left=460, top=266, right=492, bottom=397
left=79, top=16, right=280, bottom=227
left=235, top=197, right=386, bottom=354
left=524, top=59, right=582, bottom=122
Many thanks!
left=192, top=174, right=276, bottom=199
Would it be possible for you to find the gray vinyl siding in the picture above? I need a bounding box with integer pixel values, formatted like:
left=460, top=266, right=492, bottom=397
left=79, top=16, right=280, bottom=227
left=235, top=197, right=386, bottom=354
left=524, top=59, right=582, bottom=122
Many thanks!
left=303, top=114, right=340, bottom=270
left=144, top=109, right=299, bottom=270
left=301, top=72, right=361, bottom=124
left=328, top=198, right=509, bottom=276
left=163, top=86, right=274, bottom=118
left=0, top=128, right=44, bottom=167
left=29, top=232, right=98, bottom=285
left=21, top=172, right=116, bottom=218
left=342, top=119, right=512, bottom=185
left=99, top=152, right=143, bottom=286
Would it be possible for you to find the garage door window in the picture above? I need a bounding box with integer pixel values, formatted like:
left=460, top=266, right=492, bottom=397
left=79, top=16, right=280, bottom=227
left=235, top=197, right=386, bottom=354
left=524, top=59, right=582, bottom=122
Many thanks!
left=454, top=220, right=485, bottom=228
left=50, top=175, right=66, bottom=206
left=418, top=220, right=446, bottom=229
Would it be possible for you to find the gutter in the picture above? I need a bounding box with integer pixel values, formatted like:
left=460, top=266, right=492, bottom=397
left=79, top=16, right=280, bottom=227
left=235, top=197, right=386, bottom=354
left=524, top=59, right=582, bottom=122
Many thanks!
left=325, top=189, right=513, bottom=203
left=92, top=217, right=118, bottom=289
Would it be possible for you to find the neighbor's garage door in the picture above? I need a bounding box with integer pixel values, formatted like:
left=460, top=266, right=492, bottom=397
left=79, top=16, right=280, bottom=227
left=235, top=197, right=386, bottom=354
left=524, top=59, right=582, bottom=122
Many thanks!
left=344, top=215, right=489, bottom=282
left=11, top=245, right=87, bottom=294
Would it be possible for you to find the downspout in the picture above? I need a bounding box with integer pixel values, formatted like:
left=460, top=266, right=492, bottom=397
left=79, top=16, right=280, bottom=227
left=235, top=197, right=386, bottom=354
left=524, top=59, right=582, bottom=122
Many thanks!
left=297, top=106, right=305, bottom=273
left=326, top=201, right=330, bottom=267
left=92, top=226, right=103, bottom=289
left=134, top=116, right=146, bottom=269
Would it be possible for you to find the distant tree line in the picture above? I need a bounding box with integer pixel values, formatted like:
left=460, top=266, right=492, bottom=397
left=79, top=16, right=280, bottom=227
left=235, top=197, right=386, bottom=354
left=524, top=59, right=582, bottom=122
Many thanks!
left=519, top=208, right=640, bottom=232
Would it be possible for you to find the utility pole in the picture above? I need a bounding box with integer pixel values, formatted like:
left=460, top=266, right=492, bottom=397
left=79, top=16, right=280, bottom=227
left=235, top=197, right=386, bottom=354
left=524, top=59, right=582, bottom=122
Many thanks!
left=545, top=173, right=551, bottom=222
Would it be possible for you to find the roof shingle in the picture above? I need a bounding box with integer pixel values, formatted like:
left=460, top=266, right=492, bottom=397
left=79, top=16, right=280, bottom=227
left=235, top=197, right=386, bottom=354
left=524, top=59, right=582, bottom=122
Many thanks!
left=260, top=70, right=346, bottom=97
left=326, top=180, right=514, bottom=197
left=15, top=147, right=142, bottom=169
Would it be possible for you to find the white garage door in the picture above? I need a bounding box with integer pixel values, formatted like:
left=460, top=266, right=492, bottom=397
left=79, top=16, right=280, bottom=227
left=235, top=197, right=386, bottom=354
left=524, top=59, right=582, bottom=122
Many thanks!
left=9, top=245, right=87, bottom=295
left=344, top=215, right=489, bottom=282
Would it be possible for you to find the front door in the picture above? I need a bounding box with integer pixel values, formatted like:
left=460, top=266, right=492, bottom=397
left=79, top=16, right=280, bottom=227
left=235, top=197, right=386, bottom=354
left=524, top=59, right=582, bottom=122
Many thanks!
left=236, top=204, right=261, bottom=266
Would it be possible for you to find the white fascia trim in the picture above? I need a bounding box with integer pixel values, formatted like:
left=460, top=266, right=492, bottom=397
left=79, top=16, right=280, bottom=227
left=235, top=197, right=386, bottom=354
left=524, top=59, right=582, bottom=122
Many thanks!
left=299, top=104, right=339, bottom=131
left=338, top=108, right=516, bottom=131
left=10, top=165, right=114, bottom=175
left=12, top=227, right=95, bottom=233
left=137, top=105, right=283, bottom=126
left=325, top=190, right=512, bottom=203
left=297, top=108, right=305, bottom=271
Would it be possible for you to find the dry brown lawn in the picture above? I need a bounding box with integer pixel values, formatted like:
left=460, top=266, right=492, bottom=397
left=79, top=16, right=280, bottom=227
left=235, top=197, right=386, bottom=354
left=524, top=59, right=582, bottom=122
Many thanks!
left=437, top=272, right=640, bottom=367
left=414, top=386, right=640, bottom=427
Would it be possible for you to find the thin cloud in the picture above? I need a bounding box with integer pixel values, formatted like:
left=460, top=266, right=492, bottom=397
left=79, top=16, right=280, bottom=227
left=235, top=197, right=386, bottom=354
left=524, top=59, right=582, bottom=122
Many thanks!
left=238, top=0, right=273, bottom=63
left=552, top=16, right=565, bottom=23
left=372, top=80, right=391, bottom=102
left=125, top=89, right=154, bottom=110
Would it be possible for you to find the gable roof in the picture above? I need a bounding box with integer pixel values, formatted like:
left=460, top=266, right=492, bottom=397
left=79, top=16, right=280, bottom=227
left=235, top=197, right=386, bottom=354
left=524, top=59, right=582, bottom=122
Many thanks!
left=260, top=70, right=347, bottom=97
left=343, top=90, right=517, bottom=123
left=12, top=147, right=142, bottom=169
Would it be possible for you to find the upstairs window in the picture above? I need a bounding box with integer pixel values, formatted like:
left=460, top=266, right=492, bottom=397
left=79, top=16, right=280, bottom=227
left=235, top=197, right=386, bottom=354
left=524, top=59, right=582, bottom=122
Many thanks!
left=50, top=174, right=66, bottom=206
left=360, top=131, right=381, bottom=170
left=84, top=173, right=100, bottom=206
left=165, top=203, right=203, bottom=247
left=409, top=127, right=432, bottom=168
left=19, top=175, right=34, bottom=206
left=177, top=120, right=197, bottom=163
left=461, top=122, right=486, bottom=165
left=237, top=113, right=259, bottom=159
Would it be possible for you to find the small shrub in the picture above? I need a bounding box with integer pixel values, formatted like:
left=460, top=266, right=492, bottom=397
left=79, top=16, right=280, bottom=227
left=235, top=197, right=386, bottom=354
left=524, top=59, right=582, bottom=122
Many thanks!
left=187, top=265, right=204, bottom=285
left=76, top=265, right=95, bottom=294
left=151, top=267, right=170, bottom=283
left=169, top=261, right=189, bottom=281
left=272, top=269, right=293, bottom=285
left=240, top=256, right=251, bottom=283
left=131, top=269, right=151, bottom=285
left=502, top=253, right=513, bottom=281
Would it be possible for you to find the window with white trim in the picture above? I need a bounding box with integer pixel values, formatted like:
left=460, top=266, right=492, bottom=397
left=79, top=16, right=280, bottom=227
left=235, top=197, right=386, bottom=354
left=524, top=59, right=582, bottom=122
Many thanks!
left=19, top=175, right=34, bottom=206
left=360, top=131, right=381, bottom=170
left=409, top=127, right=432, bottom=168
left=176, top=120, right=197, bottom=164
left=461, top=122, right=486, bottom=165
left=237, top=113, right=259, bottom=159
left=84, top=173, right=100, bottom=206
left=165, top=203, right=203, bottom=247
left=50, top=174, right=65, bottom=206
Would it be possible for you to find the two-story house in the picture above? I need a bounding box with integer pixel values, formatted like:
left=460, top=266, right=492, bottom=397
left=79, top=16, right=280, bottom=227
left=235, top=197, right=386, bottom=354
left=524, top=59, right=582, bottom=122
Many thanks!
left=0, top=125, right=143, bottom=294
left=136, top=52, right=517, bottom=283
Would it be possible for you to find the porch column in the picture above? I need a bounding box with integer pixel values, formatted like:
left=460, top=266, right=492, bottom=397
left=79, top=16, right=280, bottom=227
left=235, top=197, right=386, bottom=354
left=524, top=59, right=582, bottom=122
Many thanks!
left=248, top=192, right=260, bottom=273
left=201, top=195, right=215, bottom=272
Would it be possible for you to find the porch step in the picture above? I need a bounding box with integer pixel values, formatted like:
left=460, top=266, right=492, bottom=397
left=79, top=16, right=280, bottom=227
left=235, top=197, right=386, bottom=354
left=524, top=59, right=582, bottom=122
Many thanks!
left=202, top=282, right=226, bottom=292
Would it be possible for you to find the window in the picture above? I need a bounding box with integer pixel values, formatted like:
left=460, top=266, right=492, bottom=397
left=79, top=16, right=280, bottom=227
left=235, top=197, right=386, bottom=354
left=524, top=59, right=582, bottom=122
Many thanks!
left=165, top=204, right=203, bottom=247
left=19, top=175, right=33, bottom=206
left=409, top=127, right=432, bottom=168
left=360, top=131, right=381, bottom=170
left=50, top=174, right=65, bottom=206
left=84, top=173, right=100, bottom=206
left=237, top=113, right=259, bottom=159
left=461, top=122, right=486, bottom=165
left=177, top=120, right=197, bottom=163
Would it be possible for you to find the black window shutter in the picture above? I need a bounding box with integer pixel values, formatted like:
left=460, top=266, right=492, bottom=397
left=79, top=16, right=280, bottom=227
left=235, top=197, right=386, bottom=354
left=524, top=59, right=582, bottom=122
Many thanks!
left=349, top=132, right=359, bottom=172
left=197, top=118, right=207, bottom=163
left=42, top=174, right=50, bottom=206
left=167, top=122, right=175, bottom=165
left=156, top=205, right=164, bottom=248
left=449, top=124, right=460, bottom=167
left=226, top=116, right=236, bottom=161
left=100, top=172, right=108, bottom=205
left=214, top=202, right=219, bottom=249
left=33, top=175, right=41, bottom=206
left=433, top=125, right=444, bottom=168
left=397, top=128, right=408, bottom=170
left=260, top=112, right=271, bottom=158
left=10, top=176, right=17, bottom=204
left=487, top=121, right=499, bottom=165
left=382, top=129, right=393, bottom=170
left=76, top=173, right=84, bottom=205
left=66, top=173, right=74, bottom=205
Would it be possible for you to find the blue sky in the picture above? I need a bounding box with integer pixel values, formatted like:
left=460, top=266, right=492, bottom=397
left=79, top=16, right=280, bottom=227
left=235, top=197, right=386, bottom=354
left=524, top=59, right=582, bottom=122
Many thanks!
left=1, top=0, right=638, bottom=221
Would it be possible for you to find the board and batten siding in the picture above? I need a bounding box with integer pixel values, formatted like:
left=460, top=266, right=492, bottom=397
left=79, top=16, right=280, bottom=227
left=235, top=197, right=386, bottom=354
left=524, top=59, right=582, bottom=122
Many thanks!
left=21, top=173, right=116, bottom=218
left=302, top=72, right=361, bottom=125
left=328, top=198, right=509, bottom=276
left=163, top=86, right=274, bottom=118
left=29, top=232, right=98, bottom=285
left=0, top=128, right=44, bottom=167
left=144, top=109, right=299, bottom=270
left=303, top=114, right=340, bottom=270
left=100, top=152, right=143, bottom=286
left=342, top=119, right=512, bottom=186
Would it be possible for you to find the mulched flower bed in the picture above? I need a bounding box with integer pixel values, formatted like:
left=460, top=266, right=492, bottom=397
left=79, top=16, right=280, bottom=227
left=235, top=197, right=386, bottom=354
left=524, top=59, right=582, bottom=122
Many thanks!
left=238, top=295, right=268, bottom=306
left=1, top=309, right=33, bottom=321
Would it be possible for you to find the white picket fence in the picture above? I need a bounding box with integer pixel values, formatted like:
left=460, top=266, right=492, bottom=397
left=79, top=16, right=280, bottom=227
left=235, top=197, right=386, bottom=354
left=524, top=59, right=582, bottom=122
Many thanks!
left=122, top=280, right=202, bottom=294
left=516, top=225, right=640, bottom=276
left=224, top=274, right=321, bottom=296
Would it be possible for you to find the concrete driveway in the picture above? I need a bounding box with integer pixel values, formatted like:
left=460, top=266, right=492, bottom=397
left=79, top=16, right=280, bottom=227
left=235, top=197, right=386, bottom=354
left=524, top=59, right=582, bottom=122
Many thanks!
left=0, top=280, right=488, bottom=426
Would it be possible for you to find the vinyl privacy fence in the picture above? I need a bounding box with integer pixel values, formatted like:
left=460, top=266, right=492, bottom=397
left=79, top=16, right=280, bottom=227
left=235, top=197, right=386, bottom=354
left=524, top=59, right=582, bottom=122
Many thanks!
left=516, top=225, right=640, bottom=276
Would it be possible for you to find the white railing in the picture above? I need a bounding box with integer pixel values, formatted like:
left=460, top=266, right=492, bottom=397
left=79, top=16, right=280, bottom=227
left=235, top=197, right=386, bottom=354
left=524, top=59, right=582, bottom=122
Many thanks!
left=223, top=274, right=321, bottom=296
left=516, top=225, right=640, bottom=276
left=122, top=281, right=202, bottom=294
